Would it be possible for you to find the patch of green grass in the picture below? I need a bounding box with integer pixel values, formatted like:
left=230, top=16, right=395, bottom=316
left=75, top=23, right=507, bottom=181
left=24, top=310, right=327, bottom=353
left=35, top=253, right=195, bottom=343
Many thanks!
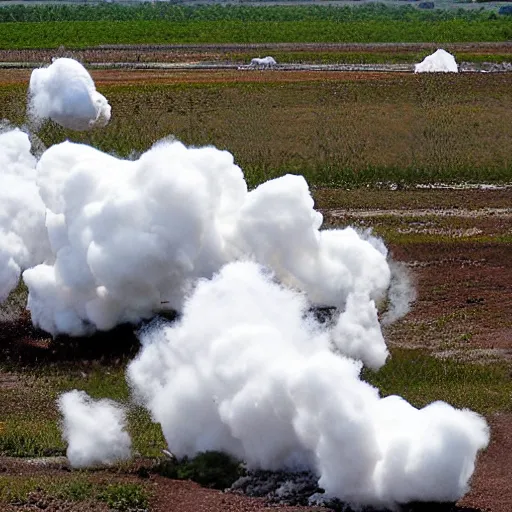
left=98, top=483, right=148, bottom=512
left=0, top=280, right=28, bottom=323
left=0, top=408, right=165, bottom=459
left=0, top=475, right=147, bottom=511
left=0, top=475, right=96, bottom=504
left=58, top=479, right=95, bottom=501
left=128, top=407, right=166, bottom=459
left=363, top=348, right=512, bottom=414
left=155, top=451, right=243, bottom=490
left=58, top=365, right=130, bottom=402
left=0, top=418, right=65, bottom=458
left=0, top=4, right=504, bottom=24
left=457, top=52, right=512, bottom=63
left=3, top=75, right=512, bottom=189
left=0, top=363, right=166, bottom=458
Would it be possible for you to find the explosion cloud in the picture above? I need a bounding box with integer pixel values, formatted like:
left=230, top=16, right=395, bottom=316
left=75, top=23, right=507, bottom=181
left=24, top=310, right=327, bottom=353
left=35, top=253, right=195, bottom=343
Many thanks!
left=0, top=127, right=50, bottom=303
left=22, top=138, right=395, bottom=347
left=58, top=390, right=132, bottom=468
left=1, top=66, right=489, bottom=508
left=28, top=58, right=111, bottom=131
left=415, top=49, right=459, bottom=73
left=127, top=261, right=489, bottom=509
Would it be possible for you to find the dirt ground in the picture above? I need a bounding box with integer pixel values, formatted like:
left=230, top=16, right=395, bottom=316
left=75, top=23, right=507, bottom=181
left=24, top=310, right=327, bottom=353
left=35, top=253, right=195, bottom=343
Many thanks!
left=0, top=188, right=510, bottom=512
left=0, top=46, right=510, bottom=509
left=0, top=41, right=511, bottom=64
left=0, top=67, right=416, bottom=86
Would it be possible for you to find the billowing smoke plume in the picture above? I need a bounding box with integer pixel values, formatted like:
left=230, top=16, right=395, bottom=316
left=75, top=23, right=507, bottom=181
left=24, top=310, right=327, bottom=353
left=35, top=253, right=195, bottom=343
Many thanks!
left=58, top=390, right=132, bottom=468
left=128, top=261, right=489, bottom=509
left=22, top=138, right=396, bottom=343
left=415, top=49, right=458, bottom=73
left=0, top=127, right=50, bottom=302
left=28, top=58, right=111, bottom=131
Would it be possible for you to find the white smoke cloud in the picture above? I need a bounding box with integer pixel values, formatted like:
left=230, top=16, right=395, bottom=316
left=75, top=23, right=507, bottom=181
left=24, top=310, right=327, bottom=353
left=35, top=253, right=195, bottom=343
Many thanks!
left=58, top=390, right=132, bottom=468
left=28, top=58, right=111, bottom=131
left=1, top=57, right=488, bottom=508
left=0, top=127, right=50, bottom=302
left=23, top=139, right=395, bottom=339
left=381, top=260, right=416, bottom=326
left=415, top=49, right=458, bottom=73
left=127, top=261, right=489, bottom=508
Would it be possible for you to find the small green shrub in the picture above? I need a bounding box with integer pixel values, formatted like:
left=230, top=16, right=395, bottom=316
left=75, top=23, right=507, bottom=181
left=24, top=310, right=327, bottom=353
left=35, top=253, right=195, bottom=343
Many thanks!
left=155, top=451, right=243, bottom=490
left=98, top=483, right=148, bottom=512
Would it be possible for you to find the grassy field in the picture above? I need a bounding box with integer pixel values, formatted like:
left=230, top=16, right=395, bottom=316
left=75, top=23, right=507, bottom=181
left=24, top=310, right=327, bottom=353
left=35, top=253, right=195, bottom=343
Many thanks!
left=0, top=42, right=511, bottom=509
left=0, top=4, right=504, bottom=23
left=2, top=72, right=511, bottom=188
left=0, top=5, right=510, bottom=48
left=1, top=349, right=511, bottom=460
left=1, top=19, right=511, bottom=49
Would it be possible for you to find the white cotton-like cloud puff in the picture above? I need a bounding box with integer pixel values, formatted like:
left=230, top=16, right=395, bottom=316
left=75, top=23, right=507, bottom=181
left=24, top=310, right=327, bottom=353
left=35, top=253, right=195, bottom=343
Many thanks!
left=127, top=261, right=489, bottom=509
left=58, top=390, right=132, bottom=468
left=415, top=49, right=458, bottom=73
left=0, top=128, right=50, bottom=302
left=28, top=58, right=111, bottom=131
left=23, top=138, right=396, bottom=343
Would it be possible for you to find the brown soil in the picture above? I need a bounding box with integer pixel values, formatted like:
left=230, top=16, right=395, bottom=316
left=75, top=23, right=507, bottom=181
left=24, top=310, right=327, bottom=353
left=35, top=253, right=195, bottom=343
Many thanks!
left=1, top=198, right=510, bottom=512
left=149, top=477, right=321, bottom=512
left=0, top=41, right=511, bottom=64
left=319, top=188, right=512, bottom=363
left=0, top=67, right=415, bottom=86
left=458, top=413, right=512, bottom=512
left=0, top=76, right=510, bottom=509
left=386, top=242, right=512, bottom=362
left=0, top=455, right=498, bottom=512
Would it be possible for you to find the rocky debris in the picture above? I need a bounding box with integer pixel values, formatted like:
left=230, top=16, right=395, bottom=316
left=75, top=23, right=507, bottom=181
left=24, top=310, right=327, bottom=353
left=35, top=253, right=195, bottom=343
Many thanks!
left=229, top=470, right=322, bottom=507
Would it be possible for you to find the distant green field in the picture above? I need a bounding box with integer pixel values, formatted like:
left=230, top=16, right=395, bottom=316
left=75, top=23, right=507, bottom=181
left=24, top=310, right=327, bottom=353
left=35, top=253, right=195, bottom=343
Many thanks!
left=0, top=4, right=504, bottom=23
left=0, top=19, right=511, bottom=49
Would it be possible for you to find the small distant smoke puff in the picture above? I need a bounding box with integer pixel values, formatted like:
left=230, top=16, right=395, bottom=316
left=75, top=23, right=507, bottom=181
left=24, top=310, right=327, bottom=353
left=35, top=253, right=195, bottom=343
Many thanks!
left=250, top=56, right=277, bottom=67
left=24, top=139, right=392, bottom=339
left=415, top=49, right=458, bottom=73
left=58, top=390, right=131, bottom=468
left=28, top=58, right=111, bottom=131
left=127, top=261, right=489, bottom=509
left=0, top=128, right=50, bottom=302
left=381, top=260, right=416, bottom=325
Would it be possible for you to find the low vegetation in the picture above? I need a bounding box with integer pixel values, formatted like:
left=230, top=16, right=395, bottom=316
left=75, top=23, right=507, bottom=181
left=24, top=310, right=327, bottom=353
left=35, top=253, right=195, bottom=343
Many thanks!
left=0, top=475, right=148, bottom=511
left=1, top=343, right=510, bottom=458
left=155, top=451, right=244, bottom=489
left=2, top=73, right=511, bottom=188
left=0, top=20, right=510, bottom=506
left=364, top=348, right=512, bottom=414
left=1, top=19, right=511, bottom=49
left=0, top=4, right=504, bottom=24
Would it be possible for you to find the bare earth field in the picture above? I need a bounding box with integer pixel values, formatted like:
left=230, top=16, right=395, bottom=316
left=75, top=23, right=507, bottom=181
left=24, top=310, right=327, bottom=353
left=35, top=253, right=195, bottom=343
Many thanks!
left=0, top=42, right=511, bottom=65
left=0, top=67, right=416, bottom=85
left=0, top=54, right=511, bottom=511
left=1, top=188, right=511, bottom=512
